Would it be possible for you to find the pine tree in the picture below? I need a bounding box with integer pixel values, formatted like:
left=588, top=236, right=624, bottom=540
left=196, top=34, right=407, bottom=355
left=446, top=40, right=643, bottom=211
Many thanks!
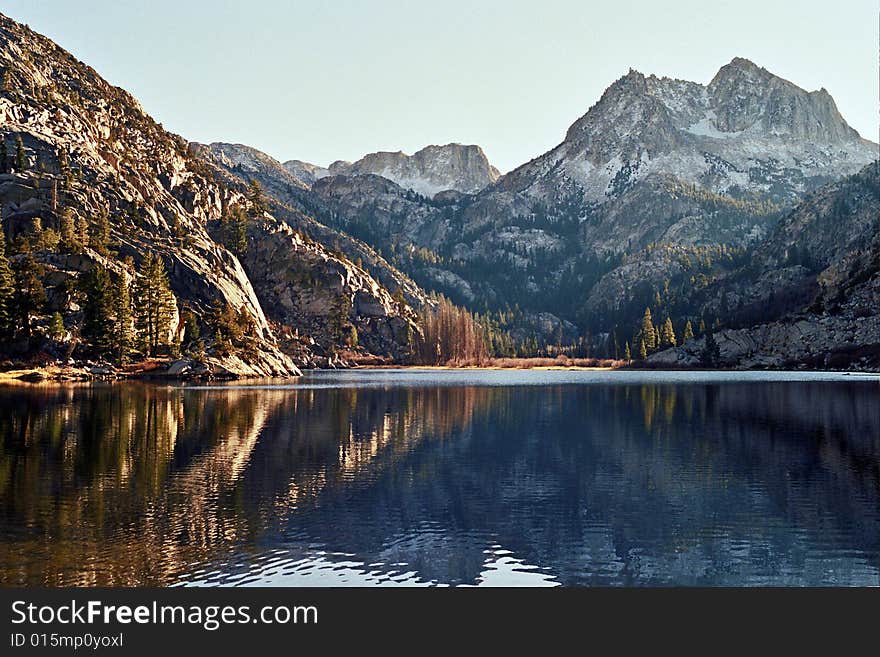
left=134, top=253, right=175, bottom=356
left=12, top=249, right=46, bottom=340
left=683, top=320, right=694, bottom=343
left=638, top=337, right=648, bottom=360
left=59, top=208, right=78, bottom=253
left=661, top=317, right=676, bottom=348
left=219, top=204, right=248, bottom=255
left=57, top=148, right=69, bottom=177
left=0, top=227, right=15, bottom=339
left=624, top=341, right=632, bottom=360
left=80, top=265, right=115, bottom=357
left=49, top=312, right=65, bottom=341
left=392, top=286, right=407, bottom=312
left=701, top=332, right=721, bottom=367
left=0, top=67, right=10, bottom=93
left=0, top=139, right=7, bottom=174
left=247, top=179, right=267, bottom=217
left=330, top=294, right=352, bottom=342
left=641, top=308, right=656, bottom=350
left=207, top=300, right=244, bottom=355
left=14, top=135, right=26, bottom=171
left=182, top=309, right=200, bottom=346
left=111, top=274, right=134, bottom=363
left=76, top=214, right=89, bottom=251
left=90, top=207, right=111, bottom=257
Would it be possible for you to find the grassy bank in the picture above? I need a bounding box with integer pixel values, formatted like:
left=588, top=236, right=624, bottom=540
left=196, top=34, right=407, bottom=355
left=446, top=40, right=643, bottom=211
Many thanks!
left=361, top=356, right=626, bottom=370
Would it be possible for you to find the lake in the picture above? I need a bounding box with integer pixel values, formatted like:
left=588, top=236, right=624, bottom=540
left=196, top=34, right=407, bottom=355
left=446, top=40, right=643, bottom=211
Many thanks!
left=0, top=369, right=878, bottom=586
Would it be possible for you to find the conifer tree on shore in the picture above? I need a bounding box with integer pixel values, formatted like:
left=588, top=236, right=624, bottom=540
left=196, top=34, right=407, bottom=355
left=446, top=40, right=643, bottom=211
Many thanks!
left=641, top=308, right=656, bottom=351
left=112, top=273, right=134, bottom=363
left=80, top=264, right=115, bottom=357
left=0, top=228, right=15, bottom=338
left=12, top=248, right=46, bottom=340
left=134, top=252, right=175, bottom=356
left=683, top=320, right=694, bottom=343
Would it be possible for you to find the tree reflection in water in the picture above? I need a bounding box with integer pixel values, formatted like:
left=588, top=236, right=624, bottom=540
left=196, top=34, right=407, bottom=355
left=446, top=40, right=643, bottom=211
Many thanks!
left=0, top=374, right=877, bottom=586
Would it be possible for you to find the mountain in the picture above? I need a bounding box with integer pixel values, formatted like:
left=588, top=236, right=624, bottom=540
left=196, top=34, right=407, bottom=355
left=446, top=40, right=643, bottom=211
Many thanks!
left=4, top=7, right=872, bottom=373
left=499, top=58, right=873, bottom=209
left=285, top=143, right=500, bottom=196
left=283, top=158, right=329, bottom=187
left=204, top=142, right=309, bottom=192
left=0, top=13, right=418, bottom=375
left=194, top=142, right=429, bottom=306
left=650, top=161, right=880, bottom=369
left=310, top=58, right=877, bottom=341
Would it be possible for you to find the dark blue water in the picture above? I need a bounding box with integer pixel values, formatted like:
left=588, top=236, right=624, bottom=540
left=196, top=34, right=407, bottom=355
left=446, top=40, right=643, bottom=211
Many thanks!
left=0, top=370, right=877, bottom=586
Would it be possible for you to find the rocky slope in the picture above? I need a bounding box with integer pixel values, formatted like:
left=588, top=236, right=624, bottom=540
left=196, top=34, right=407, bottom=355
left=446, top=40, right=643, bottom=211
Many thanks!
left=0, top=15, right=304, bottom=376
left=283, top=158, right=328, bottom=187
left=284, top=143, right=500, bottom=196
left=240, top=217, right=417, bottom=363
left=193, top=142, right=429, bottom=310
left=0, top=13, right=419, bottom=373
left=650, top=162, right=880, bottom=369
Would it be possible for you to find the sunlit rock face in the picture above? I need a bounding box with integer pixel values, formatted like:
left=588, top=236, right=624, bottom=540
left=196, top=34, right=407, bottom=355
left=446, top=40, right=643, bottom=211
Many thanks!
left=0, top=12, right=428, bottom=371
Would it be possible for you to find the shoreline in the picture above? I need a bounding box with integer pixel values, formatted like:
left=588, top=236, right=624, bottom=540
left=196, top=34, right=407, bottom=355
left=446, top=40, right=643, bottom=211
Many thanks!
left=2, top=360, right=878, bottom=384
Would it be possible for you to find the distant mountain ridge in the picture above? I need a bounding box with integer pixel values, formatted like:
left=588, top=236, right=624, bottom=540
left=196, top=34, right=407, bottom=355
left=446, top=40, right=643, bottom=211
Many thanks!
left=283, top=143, right=500, bottom=197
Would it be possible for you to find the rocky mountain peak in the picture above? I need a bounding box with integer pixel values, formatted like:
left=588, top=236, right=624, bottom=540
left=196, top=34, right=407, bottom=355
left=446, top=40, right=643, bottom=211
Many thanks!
left=562, top=70, right=682, bottom=162
left=282, top=159, right=330, bottom=187
left=295, top=143, right=500, bottom=197
left=203, top=142, right=309, bottom=190
left=707, top=58, right=858, bottom=141
left=539, top=57, right=877, bottom=205
left=710, top=56, right=768, bottom=83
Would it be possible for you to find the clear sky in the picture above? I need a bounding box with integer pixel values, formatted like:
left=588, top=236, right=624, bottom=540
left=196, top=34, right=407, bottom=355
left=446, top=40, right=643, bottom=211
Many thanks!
left=3, top=0, right=878, bottom=172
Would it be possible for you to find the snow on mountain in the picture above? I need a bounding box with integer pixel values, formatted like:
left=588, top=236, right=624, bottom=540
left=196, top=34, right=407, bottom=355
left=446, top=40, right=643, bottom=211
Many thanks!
left=500, top=58, right=877, bottom=208
left=287, top=144, right=500, bottom=197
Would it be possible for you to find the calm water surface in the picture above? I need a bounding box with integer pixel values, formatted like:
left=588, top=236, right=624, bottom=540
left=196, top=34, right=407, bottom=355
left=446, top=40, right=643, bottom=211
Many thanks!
left=0, top=369, right=878, bottom=586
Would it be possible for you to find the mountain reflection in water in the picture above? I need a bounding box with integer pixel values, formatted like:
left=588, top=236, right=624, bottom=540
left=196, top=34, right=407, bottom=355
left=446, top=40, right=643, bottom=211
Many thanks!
left=0, top=370, right=877, bottom=586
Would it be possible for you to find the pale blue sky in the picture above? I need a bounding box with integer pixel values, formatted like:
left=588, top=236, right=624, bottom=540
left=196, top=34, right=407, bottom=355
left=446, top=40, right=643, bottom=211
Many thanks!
left=3, top=0, right=878, bottom=172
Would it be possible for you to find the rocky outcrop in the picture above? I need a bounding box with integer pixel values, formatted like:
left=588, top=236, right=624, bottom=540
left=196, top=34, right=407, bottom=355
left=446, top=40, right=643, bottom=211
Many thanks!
left=234, top=216, right=419, bottom=364
left=196, top=142, right=429, bottom=310
left=649, top=313, right=880, bottom=371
